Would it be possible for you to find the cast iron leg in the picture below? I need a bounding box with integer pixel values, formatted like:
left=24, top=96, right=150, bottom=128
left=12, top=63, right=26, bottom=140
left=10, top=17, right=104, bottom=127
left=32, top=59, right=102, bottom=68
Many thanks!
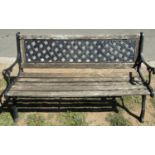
left=9, top=98, right=18, bottom=122
left=140, top=95, right=146, bottom=123
left=0, top=105, right=2, bottom=113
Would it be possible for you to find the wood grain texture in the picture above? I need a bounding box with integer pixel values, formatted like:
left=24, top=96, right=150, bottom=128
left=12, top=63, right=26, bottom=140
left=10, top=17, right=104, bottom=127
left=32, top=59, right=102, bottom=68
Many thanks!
left=21, top=63, right=134, bottom=69
left=17, top=77, right=131, bottom=82
left=17, top=69, right=140, bottom=83
left=19, top=34, right=140, bottom=40
left=23, top=68, right=137, bottom=73
left=19, top=70, right=139, bottom=78
left=14, top=81, right=142, bottom=86
left=7, top=89, right=149, bottom=97
left=10, top=83, right=145, bottom=91
left=7, top=70, right=149, bottom=97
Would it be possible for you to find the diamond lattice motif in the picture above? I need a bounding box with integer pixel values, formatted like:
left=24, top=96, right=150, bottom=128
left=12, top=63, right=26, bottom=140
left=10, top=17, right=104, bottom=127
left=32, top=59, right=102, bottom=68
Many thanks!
left=24, top=39, right=136, bottom=63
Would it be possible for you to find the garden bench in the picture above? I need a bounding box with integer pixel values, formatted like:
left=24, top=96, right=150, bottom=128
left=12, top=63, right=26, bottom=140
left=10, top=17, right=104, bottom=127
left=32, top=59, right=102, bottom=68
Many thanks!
left=1, top=32, right=155, bottom=123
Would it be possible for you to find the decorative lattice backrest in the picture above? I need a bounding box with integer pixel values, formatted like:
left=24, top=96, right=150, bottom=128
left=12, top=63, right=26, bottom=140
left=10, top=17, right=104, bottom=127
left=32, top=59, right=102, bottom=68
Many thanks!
left=19, top=34, right=140, bottom=68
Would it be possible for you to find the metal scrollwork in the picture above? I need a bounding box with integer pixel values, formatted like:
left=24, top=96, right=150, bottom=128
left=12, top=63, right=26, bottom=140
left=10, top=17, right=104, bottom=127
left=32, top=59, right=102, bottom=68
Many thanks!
left=134, top=32, right=155, bottom=97
left=0, top=32, right=22, bottom=105
left=0, top=60, right=19, bottom=104
left=136, top=54, right=155, bottom=97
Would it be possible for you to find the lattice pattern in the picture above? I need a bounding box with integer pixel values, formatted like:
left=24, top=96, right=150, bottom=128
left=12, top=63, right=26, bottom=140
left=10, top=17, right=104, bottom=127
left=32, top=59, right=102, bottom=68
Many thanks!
left=24, top=39, right=136, bottom=63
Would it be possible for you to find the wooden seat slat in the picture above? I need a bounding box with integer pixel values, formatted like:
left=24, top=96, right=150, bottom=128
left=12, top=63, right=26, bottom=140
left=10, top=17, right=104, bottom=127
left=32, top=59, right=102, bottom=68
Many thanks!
left=7, top=89, right=150, bottom=98
left=20, top=69, right=139, bottom=78
left=10, top=83, right=146, bottom=91
left=14, top=81, right=142, bottom=86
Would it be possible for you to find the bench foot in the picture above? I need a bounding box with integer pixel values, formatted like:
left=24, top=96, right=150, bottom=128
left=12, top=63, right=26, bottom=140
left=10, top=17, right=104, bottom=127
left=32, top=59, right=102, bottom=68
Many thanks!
left=10, top=105, right=18, bottom=123
left=139, top=95, right=146, bottom=123
left=9, top=98, right=18, bottom=122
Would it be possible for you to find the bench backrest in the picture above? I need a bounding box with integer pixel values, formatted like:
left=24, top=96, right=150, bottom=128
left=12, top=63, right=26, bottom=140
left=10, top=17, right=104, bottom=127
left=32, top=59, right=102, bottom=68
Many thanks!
left=17, top=33, right=141, bottom=69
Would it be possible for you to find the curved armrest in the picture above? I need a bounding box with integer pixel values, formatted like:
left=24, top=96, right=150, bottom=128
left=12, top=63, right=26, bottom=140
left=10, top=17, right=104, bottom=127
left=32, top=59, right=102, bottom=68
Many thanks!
left=137, top=54, right=155, bottom=97
left=140, top=54, right=155, bottom=74
left=134, top=32, right=155, bottom=97
left=3, top=59, right=18, bottom=73
left=0, top=59, right=20, bottom=103
left=2, top=59, right=19, bottom=84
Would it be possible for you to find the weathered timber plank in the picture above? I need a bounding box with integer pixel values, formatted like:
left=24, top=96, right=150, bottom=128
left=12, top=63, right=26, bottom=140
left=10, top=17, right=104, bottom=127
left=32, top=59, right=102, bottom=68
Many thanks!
left=23, top=68, right=137, bottom=73
left=19, top=71, right=139, bottom=78
left=13, top=81, right=143, bottom=86
left=19, top=34, right=140, bottom=40
left=10, top=84, right=145, bottom=91
left=17, top=77, right=131, bottom=82
left=20, top=40, right=27, bottom=64
left=21, top=63, right=134, bottom=69
left=7, top=89, right=149, bottom=97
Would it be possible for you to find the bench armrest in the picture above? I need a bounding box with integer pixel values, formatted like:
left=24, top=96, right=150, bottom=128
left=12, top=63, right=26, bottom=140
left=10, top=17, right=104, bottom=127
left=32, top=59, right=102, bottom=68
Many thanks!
left=0, top=59, right=20, bottom=104
left=140, top=54, right=155, bottom=74
left=2, top=59, right=19, bottom=84
left=137, top=54, right=155, bottom=97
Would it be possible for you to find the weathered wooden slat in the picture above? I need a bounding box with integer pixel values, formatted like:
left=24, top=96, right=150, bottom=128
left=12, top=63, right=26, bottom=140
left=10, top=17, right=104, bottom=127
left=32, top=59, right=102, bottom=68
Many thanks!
left=7, top=89, right=149, bottom=97
left=23, top=68, right=137, bottom=73
left=19, top=34, right=140, bottom=40
left=20, top=40, right=26, bottom=64
left=10, top=83, right=145, bottom=91
left=21, top=63, right=134, bottom=69
left=17, top=77, right=132, bottom=82
left=19, top=73, right=127, bottom=78
left=19, top=71, right=139, bottom=78
left=14, top=81, right=143, bottom=86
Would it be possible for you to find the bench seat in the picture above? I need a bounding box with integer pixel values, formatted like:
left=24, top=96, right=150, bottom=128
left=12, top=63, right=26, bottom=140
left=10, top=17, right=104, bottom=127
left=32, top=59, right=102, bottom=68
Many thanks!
left=6, top=69, right=150, bottom=97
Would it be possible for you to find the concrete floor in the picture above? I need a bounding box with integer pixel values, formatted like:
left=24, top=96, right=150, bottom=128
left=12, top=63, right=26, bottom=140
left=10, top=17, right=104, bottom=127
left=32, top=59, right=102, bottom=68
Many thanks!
left=0, top=29, right=155, bottom=61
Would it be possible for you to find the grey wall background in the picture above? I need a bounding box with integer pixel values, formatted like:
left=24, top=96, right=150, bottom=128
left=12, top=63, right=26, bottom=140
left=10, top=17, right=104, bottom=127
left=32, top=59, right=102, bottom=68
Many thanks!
left=0, top=29, right=155, bottom=61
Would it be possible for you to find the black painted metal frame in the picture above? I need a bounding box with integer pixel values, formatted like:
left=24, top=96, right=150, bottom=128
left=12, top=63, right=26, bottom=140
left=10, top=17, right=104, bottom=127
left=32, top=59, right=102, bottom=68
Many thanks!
left=134, top=32, right=155, bottom=122
left=0, top=32, right=155, bottom=123
left=0, top=33, right=22, bottom=102
left=0, top=33, right=23, bottom=122
left=134, top=33, right=155, bottom=98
